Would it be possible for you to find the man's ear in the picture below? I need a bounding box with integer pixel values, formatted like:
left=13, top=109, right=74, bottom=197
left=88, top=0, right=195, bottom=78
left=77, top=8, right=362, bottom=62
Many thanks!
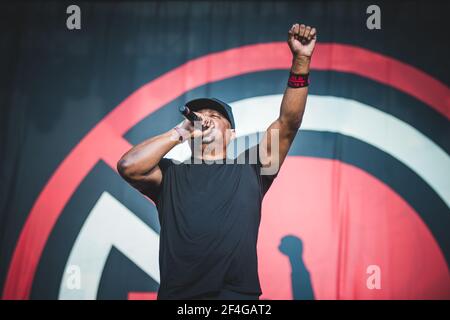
left=230, top=129, right=236, bottom=140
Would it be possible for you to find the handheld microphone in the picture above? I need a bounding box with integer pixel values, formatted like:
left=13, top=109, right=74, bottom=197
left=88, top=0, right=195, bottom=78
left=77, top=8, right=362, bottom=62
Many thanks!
left=179, top=105, right=202, bottom=123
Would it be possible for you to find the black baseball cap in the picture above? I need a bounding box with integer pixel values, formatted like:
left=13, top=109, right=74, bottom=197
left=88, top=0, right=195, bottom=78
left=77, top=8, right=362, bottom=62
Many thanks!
left=185, top=98, right=235, bottom=129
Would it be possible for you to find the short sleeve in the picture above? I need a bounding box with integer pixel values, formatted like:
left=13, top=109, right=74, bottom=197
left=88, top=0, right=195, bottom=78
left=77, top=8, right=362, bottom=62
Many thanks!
left=151, top=157, right=175, bottom=206
left=158, top=157, right=175, bottom=174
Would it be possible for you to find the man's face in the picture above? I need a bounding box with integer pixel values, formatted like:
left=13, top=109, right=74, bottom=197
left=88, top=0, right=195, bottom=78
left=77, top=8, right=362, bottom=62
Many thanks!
left=196, top=108, right=233, bottom=146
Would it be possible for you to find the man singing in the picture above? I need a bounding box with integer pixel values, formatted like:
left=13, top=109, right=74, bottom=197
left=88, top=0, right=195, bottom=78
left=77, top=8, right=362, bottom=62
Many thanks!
left=117, top=23, right=317, bottom=300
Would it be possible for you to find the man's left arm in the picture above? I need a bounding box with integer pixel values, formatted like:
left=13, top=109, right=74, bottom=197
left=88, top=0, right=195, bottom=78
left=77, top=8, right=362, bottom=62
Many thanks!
left=259, top=23, right=317, bottom=172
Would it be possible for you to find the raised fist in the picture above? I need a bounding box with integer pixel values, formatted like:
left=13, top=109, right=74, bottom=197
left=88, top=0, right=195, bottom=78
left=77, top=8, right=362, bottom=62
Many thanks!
left=287, top=23, right=317, bottom=58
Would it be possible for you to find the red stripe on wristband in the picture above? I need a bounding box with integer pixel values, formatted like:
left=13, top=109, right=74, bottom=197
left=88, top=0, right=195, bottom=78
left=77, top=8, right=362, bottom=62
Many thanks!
left=287, top=72, right=309, bottom=88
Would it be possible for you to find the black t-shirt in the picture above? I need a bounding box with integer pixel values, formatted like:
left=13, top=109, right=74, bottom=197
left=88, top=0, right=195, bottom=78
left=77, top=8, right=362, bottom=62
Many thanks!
left=154, top=145, right=277, bottom=299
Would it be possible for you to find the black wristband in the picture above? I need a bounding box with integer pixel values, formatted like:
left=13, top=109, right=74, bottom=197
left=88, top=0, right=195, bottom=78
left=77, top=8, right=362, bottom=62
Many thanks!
left=287, top=72, right=309, bottom=88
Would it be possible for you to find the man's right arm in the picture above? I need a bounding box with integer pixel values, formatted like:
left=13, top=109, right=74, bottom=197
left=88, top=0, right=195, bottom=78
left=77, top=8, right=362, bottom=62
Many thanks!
left=117, top=114, right=212, bottom=201
left=116, top=128, right=182, bottom=201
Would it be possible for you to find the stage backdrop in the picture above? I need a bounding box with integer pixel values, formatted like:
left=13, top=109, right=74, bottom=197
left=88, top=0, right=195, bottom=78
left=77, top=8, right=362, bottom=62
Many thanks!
left=0, top=1, right=449, bottom=300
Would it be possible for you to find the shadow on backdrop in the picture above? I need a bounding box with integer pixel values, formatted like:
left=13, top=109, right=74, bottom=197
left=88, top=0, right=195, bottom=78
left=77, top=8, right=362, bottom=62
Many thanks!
left=279, top=235, right=315, bottom=300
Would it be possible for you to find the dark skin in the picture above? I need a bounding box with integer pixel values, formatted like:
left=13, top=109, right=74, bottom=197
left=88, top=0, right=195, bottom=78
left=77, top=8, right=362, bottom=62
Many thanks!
left=117, top=23, right=317, bottom=202
left=117, top=108, right=235, bottom=201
